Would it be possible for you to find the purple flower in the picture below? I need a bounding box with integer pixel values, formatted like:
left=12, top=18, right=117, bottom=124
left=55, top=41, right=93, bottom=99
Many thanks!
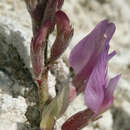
left=69, top=19, right=121, bottom=114
left=69, top=19, right=118, bottom=94
left=85, top=46, right=121, bottom=114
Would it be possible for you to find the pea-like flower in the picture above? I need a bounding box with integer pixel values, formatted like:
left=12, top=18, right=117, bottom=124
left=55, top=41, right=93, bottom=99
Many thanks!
left=63, top=20, right=121, bottom=130
left=85, top=45, right=121, bottom=114
left=69, top=19, right=120, bottom=95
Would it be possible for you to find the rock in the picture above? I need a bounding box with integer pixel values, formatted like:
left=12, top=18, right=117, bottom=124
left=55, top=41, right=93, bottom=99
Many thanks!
left=48, top=71, right=56, bottom=98
left=0, top=94, right=27, bottom=130
left=0, top=0, right=130, bottom=130
left=111, top=101, right=130, bottom=130
left=0, top=21, right=39, bottom=129
left=93, top=111, right=113, bottom=130
left=51, top=59, right=70, bottom=82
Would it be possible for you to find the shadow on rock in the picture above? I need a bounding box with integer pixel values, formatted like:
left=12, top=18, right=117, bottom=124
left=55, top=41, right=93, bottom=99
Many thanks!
left=111, top=106, right=130, bottom=130
left=0, top=24, right=40, bottom=129
left=17, top=122, right=40, bottom=130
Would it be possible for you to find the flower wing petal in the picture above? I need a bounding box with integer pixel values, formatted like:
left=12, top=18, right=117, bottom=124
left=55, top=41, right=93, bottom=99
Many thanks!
left=105, top=74, right=121, bottom=101
left=85, top=49, right=108, bottom=114
left=100, top=74, right=121, bottom=113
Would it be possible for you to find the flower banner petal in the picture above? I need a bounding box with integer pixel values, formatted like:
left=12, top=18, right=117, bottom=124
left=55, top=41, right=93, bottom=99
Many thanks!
left=69, top=20, right=116, bottom=74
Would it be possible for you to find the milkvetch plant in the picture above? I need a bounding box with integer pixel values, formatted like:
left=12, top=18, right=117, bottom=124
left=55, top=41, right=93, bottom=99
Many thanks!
left=24, top=0, right=120, bottom=129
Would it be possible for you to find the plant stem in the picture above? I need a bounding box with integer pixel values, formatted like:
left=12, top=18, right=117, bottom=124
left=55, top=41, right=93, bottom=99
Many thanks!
left=44, top=35, right=49, bottom=66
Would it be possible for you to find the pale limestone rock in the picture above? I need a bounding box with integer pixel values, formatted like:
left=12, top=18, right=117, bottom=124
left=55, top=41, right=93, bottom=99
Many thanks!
left=94, top=111, right=113, bottom=130
left=48, top=71, right=56, bottom=98
left=51, top=59, right=70, bottom=82
left=0, top=94, right=27, bottom=130
left=0, top=0, right=130, bottom=130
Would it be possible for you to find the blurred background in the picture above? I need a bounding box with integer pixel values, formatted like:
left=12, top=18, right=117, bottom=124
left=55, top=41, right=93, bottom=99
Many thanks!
left=0, top=0, right=130, bottom=130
